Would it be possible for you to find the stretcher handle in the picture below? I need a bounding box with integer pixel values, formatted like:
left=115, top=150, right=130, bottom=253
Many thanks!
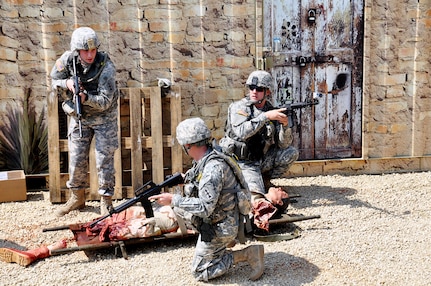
left=42, top=225, right=70, bottom=232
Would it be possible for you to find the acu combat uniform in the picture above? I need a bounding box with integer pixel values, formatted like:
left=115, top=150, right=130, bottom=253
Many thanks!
left=173, top=117, right=264, bottom=281
left=220, top=95, right=299, bottom=200
left=50, top=27, right=118, bottom=216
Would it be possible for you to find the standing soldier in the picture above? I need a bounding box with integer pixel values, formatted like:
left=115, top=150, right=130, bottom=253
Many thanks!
left=50, top=27, right=119, bottom=216
left=219, top=70, right=299, bottom=218
left=150, top=117, right=264, bottom=281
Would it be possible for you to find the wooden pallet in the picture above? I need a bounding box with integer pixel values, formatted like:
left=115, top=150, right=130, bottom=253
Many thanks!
left=47, top=86, right=182, bottom=203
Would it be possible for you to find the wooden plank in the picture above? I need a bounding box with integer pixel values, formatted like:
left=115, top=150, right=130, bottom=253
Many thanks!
left=47, top=92, right=61, bottom=203
left=122, top=135, right=173, bottom=149
left=59, top=139, right=68, bottom=151
left=114, top=96, right=123, bottom=199
left=130, top=88, right=143, bottom=191
left=119, top=87, right=152, bottom=100
left=170, top=86, right=182, bottom=173
left=150, top=87, right=164, bottom=183
left=141, top=92, right=146, bottom=138
left=88, top=138, right=98, bottom=200
left=56, top=135, right=177, bottom=152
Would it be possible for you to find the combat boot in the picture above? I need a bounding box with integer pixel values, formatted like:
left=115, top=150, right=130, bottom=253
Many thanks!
left=54, top=189, right=85, bottom=217
left=233, top=245, right=265, bottom=280
left=100, top=196, right=113, bottom=215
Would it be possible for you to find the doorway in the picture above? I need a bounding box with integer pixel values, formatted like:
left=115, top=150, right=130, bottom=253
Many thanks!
left=262, top=0, right=364, bottom=160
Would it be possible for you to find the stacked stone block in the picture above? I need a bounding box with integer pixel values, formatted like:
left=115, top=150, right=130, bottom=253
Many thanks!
left=0, top=0, right=430, bottom=175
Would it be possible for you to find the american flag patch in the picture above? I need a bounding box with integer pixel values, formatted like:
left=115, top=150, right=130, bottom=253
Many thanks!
left=237, top=110, right=249, bottom=117
left=55, top=59, right=64, bottom=72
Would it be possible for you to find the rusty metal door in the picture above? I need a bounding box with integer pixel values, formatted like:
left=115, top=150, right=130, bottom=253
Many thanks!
left=262, top=0, right=364, bottom=160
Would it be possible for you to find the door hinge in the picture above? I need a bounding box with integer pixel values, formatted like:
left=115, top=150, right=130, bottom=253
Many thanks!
left=257, top=57, right=274, bottom=70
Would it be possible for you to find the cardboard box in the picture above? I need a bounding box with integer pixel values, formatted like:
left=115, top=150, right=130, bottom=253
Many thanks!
left=0, top=170, right=27, bottom=203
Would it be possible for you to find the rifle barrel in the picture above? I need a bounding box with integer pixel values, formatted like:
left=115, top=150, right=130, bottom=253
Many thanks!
left=89, top=172, right=184, bottom=228
left=73, top=55, right=83, bottom=138
left=269, top=214, right=321, bottom=225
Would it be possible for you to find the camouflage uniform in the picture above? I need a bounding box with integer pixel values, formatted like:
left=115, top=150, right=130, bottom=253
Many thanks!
left=50, top=27, right=118, bottom=199
left=175, top=148, right=239, bottom=281
left=172, top=118, right=262, bottom=281
left=220, top=71, right=299, bottom=199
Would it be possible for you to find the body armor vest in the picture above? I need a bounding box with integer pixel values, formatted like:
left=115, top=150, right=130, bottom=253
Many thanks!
left=67, top=52, right=108, bottom=96
left=185, top=148, right=251, bottom=217
left=224, top=100, right=278, bottom=161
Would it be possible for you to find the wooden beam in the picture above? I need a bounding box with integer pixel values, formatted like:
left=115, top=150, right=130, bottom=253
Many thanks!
left=47, top=92, right=61, bottom=203
left=170, top=86, right=182, bottom=173
left=150, top=87, right=164, bottom=183
left=130, top=88, right=143, bottom=191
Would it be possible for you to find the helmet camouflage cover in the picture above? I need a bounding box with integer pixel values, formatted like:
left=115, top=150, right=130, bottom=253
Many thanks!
left=246, top=70, right=273, bottom=90
left=176, top=117, right=211, bottom=145
left=70, top=27, right=100, bottom=51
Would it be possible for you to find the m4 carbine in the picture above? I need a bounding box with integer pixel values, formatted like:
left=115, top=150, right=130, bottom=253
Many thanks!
left=72, top=55, right=83, bottom=137
left=282, top=99, right=319, bottom=128
left=89, top=172, right=184, bottom=228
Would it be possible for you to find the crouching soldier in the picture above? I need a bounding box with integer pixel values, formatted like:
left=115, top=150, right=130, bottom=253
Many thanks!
left=150, top=117, right=265, bottom=281
left=219, top=70, right=299, bottom=229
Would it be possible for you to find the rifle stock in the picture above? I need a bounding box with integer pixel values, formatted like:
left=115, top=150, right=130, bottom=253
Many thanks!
left=89, top=172, right=184, bottom=228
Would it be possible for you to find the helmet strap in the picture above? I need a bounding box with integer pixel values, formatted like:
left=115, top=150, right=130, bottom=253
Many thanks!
left=181, top=145, right=191, bottom=155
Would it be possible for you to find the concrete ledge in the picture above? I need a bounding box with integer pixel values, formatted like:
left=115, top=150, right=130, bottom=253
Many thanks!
left=287, top=156, right=431, bottom=177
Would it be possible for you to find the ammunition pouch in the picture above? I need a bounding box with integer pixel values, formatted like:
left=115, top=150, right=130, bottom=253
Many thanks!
left=198, top=221, right=216, bottom=242
left=62, top=100, right=76, bottom=116
left=233, top=143, right=250, bottom=160
left=194, top=217, right=216, bottom=242
left=220, top=137, right=251, bottom=161
left=220, top=135, right=264, bottom=161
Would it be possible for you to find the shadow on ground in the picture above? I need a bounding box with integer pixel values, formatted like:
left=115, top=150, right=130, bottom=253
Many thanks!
left=208, top=251, right=319, bottom=286
left=277, top=182, right=391, bottom=215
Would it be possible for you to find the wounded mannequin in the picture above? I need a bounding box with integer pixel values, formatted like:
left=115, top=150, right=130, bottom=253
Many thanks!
left=252, top=187, right=290, bottom=231
left=84, top=205, right=178, bottom=242
left=0, top=205, right=178, bottom=267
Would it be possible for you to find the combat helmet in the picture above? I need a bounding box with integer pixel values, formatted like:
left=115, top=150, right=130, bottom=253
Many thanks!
left=246, top=70, right=272, bottom=90
left=176, top=118, right=211, bottom=146
left=70, top=27, right=100, bottom=51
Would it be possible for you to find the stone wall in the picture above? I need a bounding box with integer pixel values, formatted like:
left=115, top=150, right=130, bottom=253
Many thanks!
left=0, top=0, right=430, bottom=175
left=363, top=0, right=431, bottom=159
left=0, top=0, right=258, bottom=136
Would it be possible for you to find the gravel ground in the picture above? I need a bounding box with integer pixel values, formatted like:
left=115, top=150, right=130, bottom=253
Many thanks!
left=1, top=171, right=430, bottom=286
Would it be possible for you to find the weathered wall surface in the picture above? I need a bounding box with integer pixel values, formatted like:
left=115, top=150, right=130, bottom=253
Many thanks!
left=364, top=0, right=431, bottom=158
left=0, top=0, right=430, bottom=176
left=0, top=0, right=257, bottom=137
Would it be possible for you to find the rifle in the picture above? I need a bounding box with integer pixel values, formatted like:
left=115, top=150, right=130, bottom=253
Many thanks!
left=282, top=99, right=319, bottom=128
left=89, top=172, right=184, bottom=228
left=268, top=214, right=321, bottom=225
left=72, top=55, right=83, bottom=137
